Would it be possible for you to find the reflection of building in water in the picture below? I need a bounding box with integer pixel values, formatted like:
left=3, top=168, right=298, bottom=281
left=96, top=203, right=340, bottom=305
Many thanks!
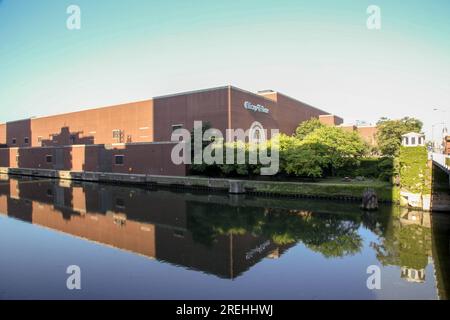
left=0, top=177, right=292, bottom=279
left=267, top=248, right=281, bottom=259
left=371, top=208, right=433, bottom=286
left=399, top=210, right=432, bottom=284
left=400, top=209, right=431, bottom=228
left=401, top=267, right=426, bottom=283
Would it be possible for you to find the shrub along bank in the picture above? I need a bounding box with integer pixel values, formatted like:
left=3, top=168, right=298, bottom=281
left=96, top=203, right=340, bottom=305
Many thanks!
left=190, top=120, right=393, bottom=182
left=188, top=120, right=430, bottom=205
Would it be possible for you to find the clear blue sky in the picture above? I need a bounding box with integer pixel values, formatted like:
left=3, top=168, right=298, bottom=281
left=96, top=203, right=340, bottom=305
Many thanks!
left=0, top=0, right=449, bottom=139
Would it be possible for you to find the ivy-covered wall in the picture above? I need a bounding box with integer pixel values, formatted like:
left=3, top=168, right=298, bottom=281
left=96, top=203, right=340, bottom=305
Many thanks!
left=398, top=146, right=431, bottom=195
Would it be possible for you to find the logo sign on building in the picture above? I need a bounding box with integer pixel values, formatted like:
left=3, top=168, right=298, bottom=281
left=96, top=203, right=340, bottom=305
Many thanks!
left=244, top=101, right=269, bottom=114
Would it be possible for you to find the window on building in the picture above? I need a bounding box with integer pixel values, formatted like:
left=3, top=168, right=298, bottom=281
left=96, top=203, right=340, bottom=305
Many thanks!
left=12, top=138, right=16, bottom=145
left=112, top=129, right=122, bottom=140
left=46, top=155, right=53, bottom=163
left=24, top=137, right=29, bottom=144
left=253, top=130, right=261, bottom=141
left=411, top=137, right=416, bottom=145
left=173, top=230, right=185, bottom=238
left=172, top=124, right=183, bottom=132
left=249, top=122, right=265, bottom=144
left=115, top=198, right=125, bottom=208
left=70, top=135, right=76, bottom=144
left=114, top=155, right=124, bottom=165
left=114, top=217, right=126, bottom=227
left=405, top=137, right=409, bottom=145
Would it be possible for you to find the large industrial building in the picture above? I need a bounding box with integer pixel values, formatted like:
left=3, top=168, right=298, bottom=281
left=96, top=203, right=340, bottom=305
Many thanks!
left=0, top=85, right=374, bottom=176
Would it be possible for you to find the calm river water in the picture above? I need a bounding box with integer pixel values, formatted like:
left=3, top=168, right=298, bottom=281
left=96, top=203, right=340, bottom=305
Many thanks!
left=0, top=176, right=449, bottom=299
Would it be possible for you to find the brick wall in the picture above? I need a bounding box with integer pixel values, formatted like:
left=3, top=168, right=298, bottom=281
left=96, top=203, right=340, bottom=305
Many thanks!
left=0, top=143, right=186, bottom=176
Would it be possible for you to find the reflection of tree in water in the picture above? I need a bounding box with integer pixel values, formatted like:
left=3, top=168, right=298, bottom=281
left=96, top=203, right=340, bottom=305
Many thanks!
left=360, top=210, right=393, bottom=238
left=371, top=219, right=431, bottom=270
left=186, top=202, right=363, bottom=258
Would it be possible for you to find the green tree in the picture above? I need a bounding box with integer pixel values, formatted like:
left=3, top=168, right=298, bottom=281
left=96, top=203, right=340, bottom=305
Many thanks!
left=301, top=126, right=368, bottom=175
left=294, top=118, right=325, bottom=140
left=283, top=143, right=329, bottom=178
left=376, top=117, right=423, bottom=156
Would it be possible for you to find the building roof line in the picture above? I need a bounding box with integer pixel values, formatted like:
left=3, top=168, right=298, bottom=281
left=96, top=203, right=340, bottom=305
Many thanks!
left=275, top=92, right=331, bottom=116
left=33, top=99, right=154, bottom=122
left=256, top=89, right=332, bottom=114
left=153, top=85, right=231, bottom=100
left=0, top=99, right=154, bottom=125
left=228, top=86, right=277, bottom=103
left=1, top=85, right=337, bottom=124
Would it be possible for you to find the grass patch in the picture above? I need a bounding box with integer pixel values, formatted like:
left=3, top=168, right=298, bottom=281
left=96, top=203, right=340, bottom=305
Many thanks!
left=244, top=179, right=398, bottom=203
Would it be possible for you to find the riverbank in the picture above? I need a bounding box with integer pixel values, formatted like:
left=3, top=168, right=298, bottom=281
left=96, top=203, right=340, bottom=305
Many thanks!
left=0, top=167, right=398, bottom=203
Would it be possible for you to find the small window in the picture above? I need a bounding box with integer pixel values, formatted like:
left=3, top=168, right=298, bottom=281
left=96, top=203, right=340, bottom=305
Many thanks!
left=114, top=155, right=124, bottom=165
left=411, top=137, right=416, bottom=145
left=12, top=138, right=16, bottom=145
left=112, top=129, right=122, bottom=139
left=24, top=137, right=29, bottom=144
left=70, top=135, right=76, bottom=144
left=172, top=124, right=183, bottom=132
left=173, top=230, right=185, bottom=238
left=405, top=137, right=409, bottom=145
left=254, top=130, right=261, bottom=141
left=46, top=155, right=53, bottom=163
left=115, top=198, right=125, bottom=208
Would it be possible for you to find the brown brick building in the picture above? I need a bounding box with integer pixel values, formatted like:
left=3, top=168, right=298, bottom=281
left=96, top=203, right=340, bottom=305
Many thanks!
left=340, top=125, right=378, bottom=146
left=0, top=86, right=345, bottom=175
left=0, top=86, right=339, bottom=147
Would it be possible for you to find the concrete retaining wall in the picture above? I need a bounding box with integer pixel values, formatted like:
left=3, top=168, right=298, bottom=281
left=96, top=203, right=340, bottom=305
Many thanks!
left=0, top=167, right=394, bottom=203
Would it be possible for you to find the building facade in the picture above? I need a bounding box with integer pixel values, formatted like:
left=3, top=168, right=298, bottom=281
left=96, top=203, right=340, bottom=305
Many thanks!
left=402, top=132, right=426, bottom=147
left=339, top=124, right=378, bottom=147
left=0, top=86, right=343, bottom=175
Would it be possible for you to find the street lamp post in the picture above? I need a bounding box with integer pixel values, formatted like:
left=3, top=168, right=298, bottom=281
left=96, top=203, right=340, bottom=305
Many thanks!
left=432, top=108, right=448, bottom=153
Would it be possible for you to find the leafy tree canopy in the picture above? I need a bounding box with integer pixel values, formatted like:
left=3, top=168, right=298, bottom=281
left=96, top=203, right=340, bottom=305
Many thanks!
left=301, top=126, right=368, bottom=170
left=294, top=118, right=325, bottom=140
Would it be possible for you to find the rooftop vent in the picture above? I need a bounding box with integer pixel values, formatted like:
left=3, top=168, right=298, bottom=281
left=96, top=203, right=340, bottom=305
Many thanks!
left=257, top=90, right=275, bottom=94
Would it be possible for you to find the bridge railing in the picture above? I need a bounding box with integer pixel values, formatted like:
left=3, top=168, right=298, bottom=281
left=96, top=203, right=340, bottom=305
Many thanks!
left=430, top=152, right=450, bottom=171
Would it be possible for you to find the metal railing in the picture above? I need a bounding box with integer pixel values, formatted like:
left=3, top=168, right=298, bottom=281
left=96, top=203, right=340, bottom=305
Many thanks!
left=430, top=152, right=450, bottom=172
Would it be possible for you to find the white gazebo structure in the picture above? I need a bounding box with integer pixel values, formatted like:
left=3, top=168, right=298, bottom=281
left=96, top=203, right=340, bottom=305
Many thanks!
left=402, top=132, right=425, bottom=147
